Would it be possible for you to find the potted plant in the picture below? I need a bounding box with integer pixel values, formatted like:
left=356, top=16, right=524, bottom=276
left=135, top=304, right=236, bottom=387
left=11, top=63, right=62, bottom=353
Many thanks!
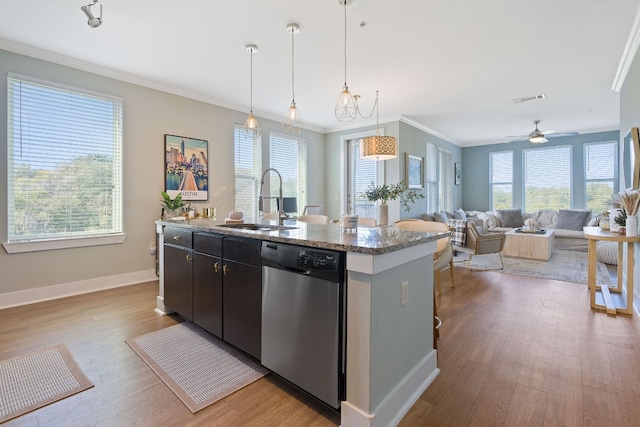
left=161, top=191, right=185, bottom=218
left=362, top=181, right=424, bottom=225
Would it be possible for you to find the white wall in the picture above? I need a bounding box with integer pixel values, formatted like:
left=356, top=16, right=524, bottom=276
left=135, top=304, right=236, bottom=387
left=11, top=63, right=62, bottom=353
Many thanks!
left=0, top=49, right=325, bottom=305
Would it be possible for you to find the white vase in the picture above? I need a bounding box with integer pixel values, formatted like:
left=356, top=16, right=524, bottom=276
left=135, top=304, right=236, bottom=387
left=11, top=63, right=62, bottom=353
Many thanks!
left=626, top=215, right=638, bottom=237
left=378, top=203, right=389, bottom=226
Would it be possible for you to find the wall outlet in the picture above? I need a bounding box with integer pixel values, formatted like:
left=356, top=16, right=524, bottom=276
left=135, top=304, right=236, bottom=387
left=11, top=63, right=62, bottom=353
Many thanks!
left=149, top=243, right=156, bottom=255
left=401, top=281, right=408, bottom=307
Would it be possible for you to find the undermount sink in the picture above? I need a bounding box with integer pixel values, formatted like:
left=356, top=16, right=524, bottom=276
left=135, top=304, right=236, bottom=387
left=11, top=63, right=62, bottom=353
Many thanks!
left=217, top=223, right=298, bottom=232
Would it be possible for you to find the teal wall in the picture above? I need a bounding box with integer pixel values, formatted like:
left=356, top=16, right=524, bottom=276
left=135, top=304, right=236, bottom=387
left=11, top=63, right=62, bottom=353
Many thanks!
left=322, top=120, right=462, bottom=221
left=461, top=131, right=620, bottom=212
left=398, top=121, right=462, bottom=218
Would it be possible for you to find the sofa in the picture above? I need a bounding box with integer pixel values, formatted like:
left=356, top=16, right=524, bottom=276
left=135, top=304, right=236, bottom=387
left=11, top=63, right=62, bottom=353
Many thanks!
left=468, top=209, right=594, bottom=252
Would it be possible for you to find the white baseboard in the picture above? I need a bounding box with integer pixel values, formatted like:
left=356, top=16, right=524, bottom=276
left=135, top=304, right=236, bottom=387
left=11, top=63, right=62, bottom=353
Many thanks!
left=341, top=350, right=440, bottom=427
left=0, top=270, right=158, bottom=310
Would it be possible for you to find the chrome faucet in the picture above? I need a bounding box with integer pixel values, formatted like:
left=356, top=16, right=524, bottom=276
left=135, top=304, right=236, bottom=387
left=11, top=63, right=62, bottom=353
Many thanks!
left=259, top=168, right=286, bottom=226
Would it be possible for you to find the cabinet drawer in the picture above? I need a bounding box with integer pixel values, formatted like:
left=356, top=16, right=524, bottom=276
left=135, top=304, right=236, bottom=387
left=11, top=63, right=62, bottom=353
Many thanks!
left=193, top=233, right=223, bottom=256
left=224, top=237, right=261, bottom=266
left=164, top=227, right=192, bottom=248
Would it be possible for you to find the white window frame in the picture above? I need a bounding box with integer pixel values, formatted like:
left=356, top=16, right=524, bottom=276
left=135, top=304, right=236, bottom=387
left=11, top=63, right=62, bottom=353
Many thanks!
left=233, top=125, right=263, bottom=219
left=523, top=145, right=572, bottom=212
left=490, top=150, right=514, bottom=210
left=4, top=73, right=124, bottom=254
left=268, top=132, right=307, bottom=214
left=584, top=140, right=618, bottom=213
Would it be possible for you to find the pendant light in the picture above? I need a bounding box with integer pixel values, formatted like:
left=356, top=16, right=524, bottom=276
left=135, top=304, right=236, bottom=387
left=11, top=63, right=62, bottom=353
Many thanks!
left=360, top=91, right=398, bottom=160
left=244, top=44, right=260, bottom=135
left=334, top=0, right=358, bottom=122
left=283, top=23, right=302, bottom=132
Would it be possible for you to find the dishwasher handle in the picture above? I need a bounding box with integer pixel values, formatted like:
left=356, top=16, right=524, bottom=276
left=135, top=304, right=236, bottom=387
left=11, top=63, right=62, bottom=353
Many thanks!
left=270, top=264, right=311, bottom=276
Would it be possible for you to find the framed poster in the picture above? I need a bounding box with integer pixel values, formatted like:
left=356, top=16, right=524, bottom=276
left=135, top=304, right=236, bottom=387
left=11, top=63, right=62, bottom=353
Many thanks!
left=405, top=153, right=424, bottom=188
left=455, top=162, right=462, bottom=185
left=164, top=134, right=208, bottom=201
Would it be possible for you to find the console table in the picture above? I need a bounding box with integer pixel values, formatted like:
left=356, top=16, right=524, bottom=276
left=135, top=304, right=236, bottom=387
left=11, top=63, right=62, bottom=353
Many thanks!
left=584, top=227, right=640, bottom=315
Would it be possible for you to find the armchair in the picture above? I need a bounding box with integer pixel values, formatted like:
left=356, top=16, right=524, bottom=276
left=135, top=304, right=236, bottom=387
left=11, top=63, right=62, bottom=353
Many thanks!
left=453, top=221, right=505, bottom=270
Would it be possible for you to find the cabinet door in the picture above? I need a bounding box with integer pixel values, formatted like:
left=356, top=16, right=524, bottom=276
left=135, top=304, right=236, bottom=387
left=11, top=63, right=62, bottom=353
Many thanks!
left=223, top=259, right=262, bottom=360
left=193, top=252, right=223, bottom=338
left=163, top=244, right=193, bottom=320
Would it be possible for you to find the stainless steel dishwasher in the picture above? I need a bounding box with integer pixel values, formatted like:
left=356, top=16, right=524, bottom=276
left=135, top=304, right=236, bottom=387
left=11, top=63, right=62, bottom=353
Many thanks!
left=261, top=241, right=346, bottom=410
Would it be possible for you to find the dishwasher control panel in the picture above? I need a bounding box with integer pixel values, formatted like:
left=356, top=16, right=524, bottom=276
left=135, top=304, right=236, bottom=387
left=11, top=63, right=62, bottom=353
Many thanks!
left=262, top=241, right=345, bottom=282
left=297, top=249, right=337, bottom=270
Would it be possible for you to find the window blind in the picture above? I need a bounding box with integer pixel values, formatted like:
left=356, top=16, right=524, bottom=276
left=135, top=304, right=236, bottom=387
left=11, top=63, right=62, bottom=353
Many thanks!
left=269, top=132, right=307, bottom=214
left=490, top=150, right=513, bottom=209
left=7, top=73, right=123, bottom=243
left=438, top=148, right=453, bottom=212
left=425, top=142, right=438, bottom=212
left=523, top=145, right=572, bottom=212
left=585, top=141, right=617, bottom=214
left=350, top=140, right=377, bottom=217
left=233, top=125, right=262, bottom=218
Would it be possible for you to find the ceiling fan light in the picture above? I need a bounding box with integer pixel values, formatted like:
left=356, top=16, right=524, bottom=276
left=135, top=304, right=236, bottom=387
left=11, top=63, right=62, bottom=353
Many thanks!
left=529, top=135, right=547, bottom=143
left=360, top=135, right=398, bottom=160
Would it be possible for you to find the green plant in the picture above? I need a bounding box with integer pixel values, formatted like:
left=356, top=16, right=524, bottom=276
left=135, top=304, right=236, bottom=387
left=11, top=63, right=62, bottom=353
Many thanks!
left=161, top=191, right=185, bottom=211
left=614, top=208, right=627, bottom=226
left=362, top=181, right=425, bottom=212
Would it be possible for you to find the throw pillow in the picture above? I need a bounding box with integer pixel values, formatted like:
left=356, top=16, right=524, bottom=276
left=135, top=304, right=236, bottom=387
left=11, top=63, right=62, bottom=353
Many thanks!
left=454, top=208, right=467, bottom=220
left=556, top=209, right=592, bottom=231
left=421, top=213, right=434, bottom=221
left=433, top=211, right=448, bottom=223
left=495, top=209, right=524, bottom=228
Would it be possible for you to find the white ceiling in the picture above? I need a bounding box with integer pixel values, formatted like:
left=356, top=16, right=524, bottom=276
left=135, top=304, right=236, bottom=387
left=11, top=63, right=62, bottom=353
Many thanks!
left=1, top=0, right=639, bottom=146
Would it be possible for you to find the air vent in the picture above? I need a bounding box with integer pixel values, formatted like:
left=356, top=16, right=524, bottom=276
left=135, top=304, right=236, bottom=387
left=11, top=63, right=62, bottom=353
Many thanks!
left=512, top=93, right=546, bottom=104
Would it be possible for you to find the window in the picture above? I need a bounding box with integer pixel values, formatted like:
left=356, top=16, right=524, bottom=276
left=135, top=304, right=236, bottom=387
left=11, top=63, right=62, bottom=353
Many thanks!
left=269, top=132, right=307, bottom=214
left=233, top=125, right=262, bottom=219
left=438, top=148, right=453, bottom=212
left=424, top=143, right=452, bottom=212
left=425, top=142, right=438, bottom=212
left=348, top=139, right=377, bottom=217
left=6, top=73, right=123, bottom=252
left=523, top=145, right=572, bottom=212
left=490, top=151, right=513, bottom=210
left=585, top=141, right=617, bottom=214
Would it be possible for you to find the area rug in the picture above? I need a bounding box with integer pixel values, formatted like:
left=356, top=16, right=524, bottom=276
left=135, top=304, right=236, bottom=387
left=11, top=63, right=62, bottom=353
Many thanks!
left=0, top=344, right=94, bottom=424
left=454, top=249, right=613, bottom=286
left=126, top=322, right=268, bottom=413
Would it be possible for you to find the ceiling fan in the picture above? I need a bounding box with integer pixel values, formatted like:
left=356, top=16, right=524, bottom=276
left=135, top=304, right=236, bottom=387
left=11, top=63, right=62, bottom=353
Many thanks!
left=512, top=120, right=579, bottom=144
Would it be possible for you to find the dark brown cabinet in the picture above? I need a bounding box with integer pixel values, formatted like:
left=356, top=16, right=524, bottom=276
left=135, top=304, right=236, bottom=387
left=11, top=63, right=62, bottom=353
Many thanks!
left=163, top=227, right=262, bottom=361
left=222, top=237, right=262, bottom=360
left=163, top=243, right=193, bottom=321
left=193, top=233, right=223, bottom=338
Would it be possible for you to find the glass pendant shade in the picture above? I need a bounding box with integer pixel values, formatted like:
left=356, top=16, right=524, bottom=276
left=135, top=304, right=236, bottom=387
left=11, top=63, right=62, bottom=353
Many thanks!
left=283, top=101, right=302, bottom=132
left=360, top=135, right=398, bottom=160
left=245, top=44, right=260, bottom=135
left=245, top=112, right=259, bottom=130
left=335, top=85, right=358, bottom=121
left=283, top=23, right=302, bottom=132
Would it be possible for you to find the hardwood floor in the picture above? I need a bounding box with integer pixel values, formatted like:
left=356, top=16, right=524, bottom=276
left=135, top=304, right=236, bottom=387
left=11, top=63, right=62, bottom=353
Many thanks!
left=1, top=267, right=639, bottom=426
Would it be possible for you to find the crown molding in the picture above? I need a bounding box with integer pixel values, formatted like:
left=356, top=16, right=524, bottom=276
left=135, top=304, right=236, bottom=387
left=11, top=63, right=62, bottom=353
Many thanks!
left=612, top=4, right=640, bottom=92
left=398, top=116, right=459, bottom=146
left=0, top=38, right=328, bottom=133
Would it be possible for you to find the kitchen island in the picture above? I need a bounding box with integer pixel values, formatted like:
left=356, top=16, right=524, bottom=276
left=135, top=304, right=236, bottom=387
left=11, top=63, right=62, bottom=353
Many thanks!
left=156, top=218, right=447, bottom=427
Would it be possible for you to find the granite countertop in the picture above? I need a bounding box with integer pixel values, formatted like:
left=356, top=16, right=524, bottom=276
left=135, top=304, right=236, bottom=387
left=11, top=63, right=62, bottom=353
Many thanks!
left=157, top=218, right=449, bottom=255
